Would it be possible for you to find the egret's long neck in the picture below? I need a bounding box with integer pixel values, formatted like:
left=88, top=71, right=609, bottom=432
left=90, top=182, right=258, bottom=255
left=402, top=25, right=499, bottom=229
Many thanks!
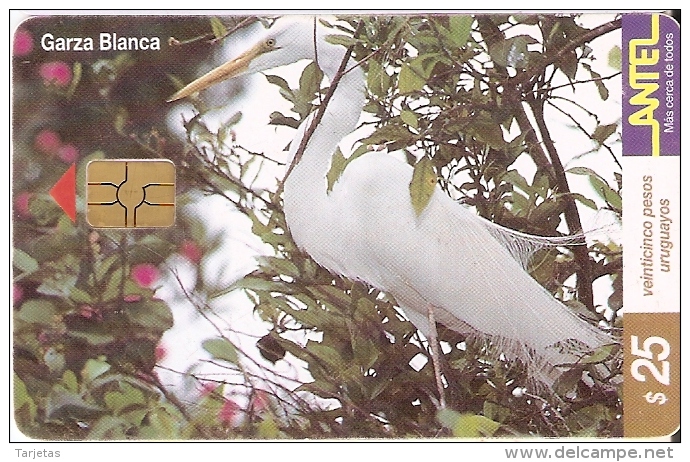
left=284, top=55, right=365, bottom=203
left=282, top=52, right=364, bottom=253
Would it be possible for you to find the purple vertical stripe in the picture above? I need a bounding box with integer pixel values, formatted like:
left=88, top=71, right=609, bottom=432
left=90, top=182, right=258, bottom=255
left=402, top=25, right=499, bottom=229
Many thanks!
left=622, top=14, right=680, bottom=156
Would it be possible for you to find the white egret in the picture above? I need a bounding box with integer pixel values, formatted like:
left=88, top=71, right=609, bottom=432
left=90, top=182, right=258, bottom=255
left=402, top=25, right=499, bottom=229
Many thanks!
left=169, top=17, right=615, bottom=401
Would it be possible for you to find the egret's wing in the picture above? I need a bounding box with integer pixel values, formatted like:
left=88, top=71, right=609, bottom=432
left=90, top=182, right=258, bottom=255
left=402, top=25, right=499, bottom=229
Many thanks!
left=327, top=153, right=612, bottom=386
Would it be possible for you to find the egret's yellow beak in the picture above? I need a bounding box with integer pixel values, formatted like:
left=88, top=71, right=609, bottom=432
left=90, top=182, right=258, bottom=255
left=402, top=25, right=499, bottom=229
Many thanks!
left=166, top=41, right=268, bottom=102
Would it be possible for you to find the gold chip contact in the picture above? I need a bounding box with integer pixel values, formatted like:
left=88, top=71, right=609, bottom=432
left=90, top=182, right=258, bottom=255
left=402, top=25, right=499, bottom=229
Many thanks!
left=86, top=160, right=175, bottom=228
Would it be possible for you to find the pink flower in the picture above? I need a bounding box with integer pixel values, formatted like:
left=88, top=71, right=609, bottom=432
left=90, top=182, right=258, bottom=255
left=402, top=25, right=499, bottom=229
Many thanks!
left=199, top=382, right=219, bottom=397
left=57, top=144, right=79, bottom=163
left=15, top=192, right=33, bottom=218
left=123, top=294, right=142, bottom=303
left=155, top=343, right=167, bottom=362
left=39, top=61, right=72, bottom=87
left=79, top=305, right=94, bottom=318
left=218, top=398, right=241, bottom=426
left=14, top=29, right=33, bottom=56
left=79, top=305, right=101, bottom=320
left=34, top=129, right=62, bottom=155
left=13, top=284, right=23, bottom=305
left=130, top=263, right=160, bottom=288
left=180, top=240, right=202, bottom=264
left=251, top=390, right=270, bottom=414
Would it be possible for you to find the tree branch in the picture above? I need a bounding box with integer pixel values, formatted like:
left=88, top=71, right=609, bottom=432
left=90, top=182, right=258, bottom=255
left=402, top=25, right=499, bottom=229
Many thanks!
left=476, top=17, right=556, bottom=180
left=476, top=15, right=622, bottom=310
left=546, top=99, right=622, bottom=170
left=530, top=98, right=594, bottom=310
left=168, top=16, right=259, bottom=47
left=543, top=71, right=621, bottom=93
left=509, top=18, right=622, bottom=89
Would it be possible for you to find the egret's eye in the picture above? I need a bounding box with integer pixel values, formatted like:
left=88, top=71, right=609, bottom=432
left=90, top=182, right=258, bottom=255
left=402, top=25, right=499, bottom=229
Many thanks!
left=265, top=38, right=276, bottom=47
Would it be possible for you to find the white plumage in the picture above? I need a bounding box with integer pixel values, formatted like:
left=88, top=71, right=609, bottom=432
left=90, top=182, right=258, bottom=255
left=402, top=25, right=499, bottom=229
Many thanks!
left=169, top=17, right=614, bottom=390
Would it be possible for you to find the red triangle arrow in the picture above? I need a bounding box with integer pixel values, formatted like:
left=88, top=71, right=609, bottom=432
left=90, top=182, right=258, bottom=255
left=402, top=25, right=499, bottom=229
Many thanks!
left=49, top=164, right=76, bottom=222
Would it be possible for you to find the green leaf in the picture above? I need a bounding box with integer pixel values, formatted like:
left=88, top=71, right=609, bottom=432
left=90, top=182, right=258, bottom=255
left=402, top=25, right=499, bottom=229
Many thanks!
left=580, top=344, right=617, bottom=365
left=558, top=50, right=579, bottom=81
left=483, top=401, right=512, bottom=424
left=14, top=374, right=37, bottom=421
left=265, top=74, right=291, bottom=93
left=103, top=392, right=125, bottom=413
left=582, top=62, right=609, bottom=101
left=256, top=414, right=283, bottom=438
left=592, top=123, right=618, bottom=145
left=297, top=379, right=339, bottom=398
left=400, top=110, right=418, bottom=130
left=326, top=145, right=370, bottom=193
left=268, top=111, right=301, bottom=129
left=608, top=45, right=622, bottom=71
left=226, top=110, right=242, bottom=126
left=305, top=341, right=343, bottom=369
left=566, top=166, right=621, bottom=210
left=104, top=383, right=145, bottom=414
left=125, top=300, right=174, bottom=332
left=210, top=17, right=228, bottom=40
left=95, top=254, right=119, bottom=282
left=326, top=147, right=348, bottom=193
left=530, top=199, right=561, bottom=223
left=215, top=276, right=293, bottom=298
left=256, top=256, right=300, bottom=278
left=438, top=409, right=501, bottom=437
left=568, top=192, right=598, bottom=210
left=467, top=117, right=505, bottom=149
left=410, top=54, right=440, bottom=79
left=360, top=124, right=413, bottom=146
left=13, top=248, right=39, bottom=276
left=409, top=157, right=437, bottom=216
left=502, top=169, right=530, bottom=192
left=70, top=287, right=93, bottom=304
left=203, top=337, right=239, bottom=365
left=17, top=300, right=57, bottom=325
left=308, top=285, right=351, bottom=308
left=82, top=358, right=111, bottom=382
left=284, top=304, right=322, bottom=329
left=70, top=330, right=116, bottom=346
left=367, top=59, right=386, bottom=97
left=449, top=15, right=473, bottom=47
left=399, top=63, right=426, bottom=93
left=298, top=61, right=323, bottom=100
left=66, top=61, right=82, bottom=97
left=324, top=34, right=357, bottom=47
left=102, top=267, right=124, bottom=302
left=566, top=166, right=598, bottom=177
left=437, top=409, right=461, bottom=430
left=62, top=370, right=79, bottom=393
left=505, top=130, right=529, bottom=163
left=120, top=408, right=148, bottom=427
left=141, top=406, right=178, bottom=439
left=87, top=415, right=129, bottom=439
left=353, top=336, right=379, bottom=370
